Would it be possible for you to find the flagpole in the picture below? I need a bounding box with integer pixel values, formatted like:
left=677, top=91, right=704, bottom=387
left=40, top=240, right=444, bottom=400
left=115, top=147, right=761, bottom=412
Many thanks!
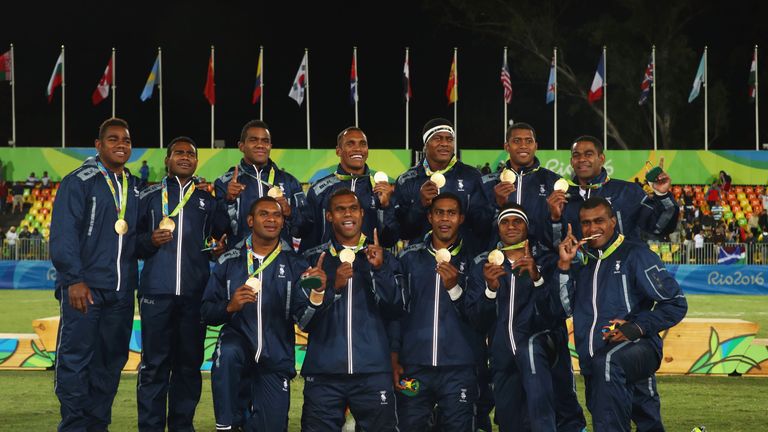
left=756, top=45, right=760, bottom=151
left=503, top=46, right=508, bottom=142
left=652, top=45, right=658, bottom=151
left=554, top=47, right=558, bottom=150
left=453, top=47, right=458, bottom=153
left=602, top=46, right=607, bottom=151
left=305, top=48, right=311, bottom=150
left=704, top=46, right=708, bottom=151
left=405, top=47, right=410, bottom=151
left=61, top=45, right=65, bottom=148
left=259, top=45, right=264, bottom=121
left=111, top=47, right=116, bottom=117
left=10, top=44, right=16, bottom=147
left=210, top=45, right=215, bottom=149
left=159, top=47, right=164, bottom=148
left=353, top=46, right=359, bottom=127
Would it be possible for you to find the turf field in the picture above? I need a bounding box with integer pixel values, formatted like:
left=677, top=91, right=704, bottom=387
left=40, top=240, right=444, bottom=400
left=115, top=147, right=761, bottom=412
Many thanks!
left=0, top=290, right=766, bottom=431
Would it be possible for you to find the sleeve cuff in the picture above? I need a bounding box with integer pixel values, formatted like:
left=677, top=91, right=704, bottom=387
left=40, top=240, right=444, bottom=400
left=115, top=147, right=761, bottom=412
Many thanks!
left=485, top=287, right=498, bottom=299
left=533, top=275, right=545, bottom=287
left=447, top=284, right=463, bottom=301
left=309, top=289, right=325, bottom=306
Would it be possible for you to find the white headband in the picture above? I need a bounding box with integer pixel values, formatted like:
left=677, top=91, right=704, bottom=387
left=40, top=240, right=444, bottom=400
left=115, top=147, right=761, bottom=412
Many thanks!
left=498, top=208, right=529, bottom=226
left=422, top=125, right=455, bottom=144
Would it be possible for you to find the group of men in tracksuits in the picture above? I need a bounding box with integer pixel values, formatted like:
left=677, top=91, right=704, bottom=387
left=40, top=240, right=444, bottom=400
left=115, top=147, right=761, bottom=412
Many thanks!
left=50, top=115, right=686, bottom=432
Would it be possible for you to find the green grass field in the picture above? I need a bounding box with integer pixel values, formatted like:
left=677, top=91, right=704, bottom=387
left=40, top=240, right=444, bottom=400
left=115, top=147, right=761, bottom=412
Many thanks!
left=1, top=290, right=767, bottom=431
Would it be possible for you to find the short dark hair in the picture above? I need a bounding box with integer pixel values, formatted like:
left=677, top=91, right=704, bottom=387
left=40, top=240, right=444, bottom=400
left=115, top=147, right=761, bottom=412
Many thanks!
left=571, top=135, right=604, bottom=155
left=328, top=187, right=359, bottom=208
left=500, top=202, right=526, bottom=214
left=506, top=122, right=537, bottom=142
left=166, top=136, right=198, bottom=158
left=98, top=117, right=130, bottom=140
left=239, top=120, right=270, bottom=143
left=249, top=196, right=281, bottom=215
left=337, top=127, right=366, bottom=147
left=430, top=192, right=464, bottom=215
left=580, top=196, right=614, bottom=218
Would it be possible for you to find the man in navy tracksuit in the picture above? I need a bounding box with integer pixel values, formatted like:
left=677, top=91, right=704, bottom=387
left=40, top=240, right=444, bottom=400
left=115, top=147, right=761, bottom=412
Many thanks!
left=51, top=118, right=140, bottom=432
left=393, top=118, right=492, bottom=254
left=554, top=197, right=687, bottom=432
left=466, top=203, right=557, bottom=432
left=201, top=197, right=315, bottom=431
left=295, top=126, right=398, bottom=252
left=214, top=120, right=306, bottom=246
left=295, top=188, right=406, bottom=431
left=135, top=137, right=227, bottom=431
left=547, top=136, right=679, bottom=431
left=480, top=122, right=586, bottom=432
left=390, top=192, right=481, bottom=431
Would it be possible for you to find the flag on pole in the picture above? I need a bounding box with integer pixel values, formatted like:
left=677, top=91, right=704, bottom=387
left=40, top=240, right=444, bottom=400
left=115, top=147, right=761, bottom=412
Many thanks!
left=588, top=51, right=605, bottom=103
left=140, top=55, right=160, bottom=101
left=91, top=57, right=113, bottom=105
left=749, top=50, right=757, bottom=102
left=403, top=51, right=412, bottom=101
left=717, top=245, right=746, bottom=264
left=204, top=52, right=215, bottom=105
left=446, top=54, right=458, bottom=105
left=688, top=52, right=706, bottom=103
left=0, top=50, right=11, bottom=81
left=252, top=49, right=263, bottom=104
left=546, top=57, right=556, bottom=104
left=46, top=51, right=64, bottom=103
left=350, top=52, right=358, bottom=104
left=638, top=55, right=654, bottom=106
left=288, top=52, right=308, bottom=106
left=501, top=56, right=513, bottom=104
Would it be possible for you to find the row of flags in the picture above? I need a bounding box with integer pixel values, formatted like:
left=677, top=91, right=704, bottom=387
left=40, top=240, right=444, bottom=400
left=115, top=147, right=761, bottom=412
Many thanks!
left=0, top=46, right=759, bottom=108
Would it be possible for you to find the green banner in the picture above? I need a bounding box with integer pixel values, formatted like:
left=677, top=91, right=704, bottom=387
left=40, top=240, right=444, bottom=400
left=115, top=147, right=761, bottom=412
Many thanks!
left=0, top=148, right=411, bottom=184
left=1, top=148, right=767, bottom=185
left=460, top=150, right=768, bottom=185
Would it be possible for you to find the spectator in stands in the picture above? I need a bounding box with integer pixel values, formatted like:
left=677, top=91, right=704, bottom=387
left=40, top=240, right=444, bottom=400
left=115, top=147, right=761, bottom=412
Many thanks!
left=11, top=182, right=24, bottom=213
left=669, top=220, right=681, bottom=243
left=758, top=208, right=768, bottom=234
left=18, top=225, right=31, bottom=239
left=683, top=191, right=695, bottom=223
left=41, top=171, right=51, bottom=188
left=718, top=170, right=732, bottom=193
left=706, top=181, right=720, bottom=207
left=30, top=228, right=43, bottom=241
left=5, top=226, right=17, bottom=247
left=140, top=160, right=150, bottom=188
left=701, top=209, right=715, bottom=230
left=748, top=212, right=760, bottom=237
left=25, top=172, right=38, bottom=187
left=712, top=225, right=726, bottom=244
left=481, top=162, right=491, bottom=175
left=0, top=181, right=7, bottom=213
left=496, top=161, right=504, bottom=172
left=711, top=202, right=723, bottom=224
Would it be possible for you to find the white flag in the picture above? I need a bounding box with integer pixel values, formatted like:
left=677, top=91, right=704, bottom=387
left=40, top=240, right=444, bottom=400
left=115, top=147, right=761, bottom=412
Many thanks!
left=288, top=52, right=308, bottom=106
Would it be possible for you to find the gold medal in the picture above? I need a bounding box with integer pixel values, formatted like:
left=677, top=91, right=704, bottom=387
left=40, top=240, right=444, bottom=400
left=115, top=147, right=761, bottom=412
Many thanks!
left=245, top=277, right=262, bottom=294
left=114, top=219, right=128, bottom=235
left=159, top=217, right=175, bottom=231
left=374, top=172, right=389, bottom=183
left=488, top=249, right=505, bottom=266
left=430, top=172, right=446, bottom=189
left=435, top=248, right=452, bottom=263
left=339, top=248, right=356, bottom=264
left=500, top=169, right=517, bottom=184
left=267, top=186, right=283, bottom=198
left=554, top=178, right=570, bottom=192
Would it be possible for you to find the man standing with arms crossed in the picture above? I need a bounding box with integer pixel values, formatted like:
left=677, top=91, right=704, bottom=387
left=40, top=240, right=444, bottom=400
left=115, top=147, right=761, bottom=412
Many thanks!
left=51, top=118, right=140, bottom=431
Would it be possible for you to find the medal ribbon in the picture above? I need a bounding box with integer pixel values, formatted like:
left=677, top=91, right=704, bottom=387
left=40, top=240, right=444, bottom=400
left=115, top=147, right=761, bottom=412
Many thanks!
left=162, top=177, right=196, bottom=218
left=96, top=161, right=128, bottom=221
left=498, top=240, right=527, bottom=251
left=423, top=155, right=458, bottom=176
left=505, top=160, right=541, bottom=178
left=328, top=233, right=368, bottom=257
left=246, top=236, right=282, bottom=277
left=580, top=234, right=624, bottom=264
left=568, top=175, right=611, bottom=190
left=426, top=237, right=464, bottom=258
left=334, top=170, right=376, bottom=188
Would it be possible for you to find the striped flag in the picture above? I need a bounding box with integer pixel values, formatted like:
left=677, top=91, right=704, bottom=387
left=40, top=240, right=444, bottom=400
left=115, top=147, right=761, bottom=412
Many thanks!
left=501, top=56, right=512, bottom=104
left=638, top=55, right=654, bottom=106
left=252, top=48, right=263, bottom=104
left=446, top=53, right=457, bottom=105
left=46, top=51, right=64, bottom=103
left=91, top=56, right=113, bottom=106
left=749, top=50, right=757, bottom=102
left=0, top=50, right=11, bottom=81
left=140, top=54, right=160, bottom=101
left=588, top=51, right=605, bottom=103
left=350, top=52, right=358, bottom=104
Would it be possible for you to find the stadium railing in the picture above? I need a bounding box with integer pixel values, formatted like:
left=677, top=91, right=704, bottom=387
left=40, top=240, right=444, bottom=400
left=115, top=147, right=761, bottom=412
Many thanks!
left=648, top=241, right=768, bottom=265
left=1, top=239, right=50, bottom=261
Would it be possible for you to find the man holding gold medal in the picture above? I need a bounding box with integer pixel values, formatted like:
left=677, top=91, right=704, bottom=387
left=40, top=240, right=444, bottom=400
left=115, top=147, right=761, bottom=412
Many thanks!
left=51, top=118, right=140, bottom=431
left=201, top=196, right=316, bottom=431
left=389, top=192, right=482, bottom=431
left=135, top=136, right=227, bottom=431
left=296, top=188, right=406, bottom=431
left=214, top=120, right=305, bottom=246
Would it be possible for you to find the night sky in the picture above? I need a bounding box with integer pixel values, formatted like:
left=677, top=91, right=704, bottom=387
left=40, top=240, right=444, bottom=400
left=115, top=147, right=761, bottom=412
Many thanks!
left=1, top=1, right=766, bottom=151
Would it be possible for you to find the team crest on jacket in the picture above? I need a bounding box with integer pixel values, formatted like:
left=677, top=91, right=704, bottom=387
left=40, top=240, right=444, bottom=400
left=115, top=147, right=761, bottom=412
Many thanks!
left=460, top=388, right=468, bottom=403
left=459, top=261, right=466, bottom=273
left=379, top=391, right=388, bottom=405
left=539, top=184, right=546, bottom=196
left=198, top=198, right=206, bottom=209
left=279, top=264, right=286, bottom=278
left=457, top=179, right=465, bottom=191
left=614, top=261, right=622, bottom=273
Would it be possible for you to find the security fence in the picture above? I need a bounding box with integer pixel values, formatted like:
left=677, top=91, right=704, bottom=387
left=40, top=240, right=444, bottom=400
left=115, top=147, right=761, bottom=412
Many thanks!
left=648, top=241, right=768, bottom=265
left=1, top=239, right=50, bottom=261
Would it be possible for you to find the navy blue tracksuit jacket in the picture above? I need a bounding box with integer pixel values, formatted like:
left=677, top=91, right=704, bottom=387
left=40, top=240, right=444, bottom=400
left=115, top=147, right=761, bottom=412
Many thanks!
left=214, top=159, right=305, bottom=246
